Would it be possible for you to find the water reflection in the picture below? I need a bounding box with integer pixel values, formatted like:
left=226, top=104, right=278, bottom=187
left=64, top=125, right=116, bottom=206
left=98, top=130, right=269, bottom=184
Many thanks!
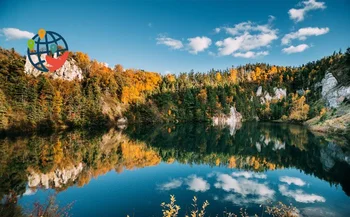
left=127, top=122, right=350, bottom=196
left=0, top=122, right=349, bottom=216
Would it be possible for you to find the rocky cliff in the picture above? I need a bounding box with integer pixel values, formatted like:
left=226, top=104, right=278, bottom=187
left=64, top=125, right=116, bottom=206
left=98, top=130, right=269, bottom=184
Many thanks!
left=256, top=86, right=287, bottom=104
left=24, top=54, right=83, bottom=81
left=320, top=72, right=350, bottom=108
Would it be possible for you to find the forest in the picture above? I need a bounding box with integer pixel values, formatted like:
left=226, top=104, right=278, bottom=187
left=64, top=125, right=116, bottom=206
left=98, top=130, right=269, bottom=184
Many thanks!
left=0, top=47, right=349, bottom=132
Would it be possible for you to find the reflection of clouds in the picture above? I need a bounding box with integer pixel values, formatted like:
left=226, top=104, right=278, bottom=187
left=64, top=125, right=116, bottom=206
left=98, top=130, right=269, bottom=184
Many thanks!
left=214, top=173, right=274, bottom=205
left=301, top=207, right=337, bottom=217
left=223, top=193, right=271, bottom=205
left=232, top=171, right=267, bottom=179
left=186, top=175, right=210, bottom=192
left=215, top=174, right=274, bottom=197
left=279, top=185, right=325, bottom=203
left=280, top=176, right=306, bottom=186
left=158, top=175, right=210, bottom=192
left=158, top=179, right=183, bottom=190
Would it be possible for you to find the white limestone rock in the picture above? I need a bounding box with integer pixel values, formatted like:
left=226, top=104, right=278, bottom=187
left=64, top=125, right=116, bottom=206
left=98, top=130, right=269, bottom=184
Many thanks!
left=256, top=86, right=286, bottom=104
left=24, top=54, right=83, bottom=81
left=321, top=72, right=350, bottom=108
left=212, top=107, right=242, bottom=135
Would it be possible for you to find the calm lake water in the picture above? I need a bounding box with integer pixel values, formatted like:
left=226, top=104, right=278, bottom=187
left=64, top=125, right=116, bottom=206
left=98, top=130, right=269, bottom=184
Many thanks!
left=1, top=123, right=350, bottom=216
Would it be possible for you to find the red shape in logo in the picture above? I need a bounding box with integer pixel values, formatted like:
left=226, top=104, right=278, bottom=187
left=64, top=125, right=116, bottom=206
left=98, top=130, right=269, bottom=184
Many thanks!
left=45, top=51, right=69, bottom=72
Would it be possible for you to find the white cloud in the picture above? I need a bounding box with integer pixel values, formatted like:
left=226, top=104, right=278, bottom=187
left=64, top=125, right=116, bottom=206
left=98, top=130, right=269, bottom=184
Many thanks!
left=280, top=176, right=306, bottom=186
left=289, top=0, right=326, bottom=22
left=215, top=20, right=277, bottom=56
left=232, top=171, right=267, bottom=179
left=158, top=179, right=183, bottom=190
left=156, top=35, right=184, bottom=49
left=282, top=27, right=329, bottom=45
left=282, top=44, right=309, bottom=54
left=187, top=36, right=212, bottom=54
left=186, top=175, right=210, bottom=192
left=279, top=185, right=325, bottom=203
left=233, top=51, right=269, bottom=58
left=0, top=28, right=34, bottom=40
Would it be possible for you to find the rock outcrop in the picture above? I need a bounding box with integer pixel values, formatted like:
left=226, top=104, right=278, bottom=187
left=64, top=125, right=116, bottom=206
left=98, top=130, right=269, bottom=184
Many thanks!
left=24, top=54, right=83, bottom=81
left=212, top=107, right=242, bottom=135
left=321, top=72, right=350, bottom=108
left=256, top=86, right=286, bottom=104
left=27, top=163, right=83, bottom=189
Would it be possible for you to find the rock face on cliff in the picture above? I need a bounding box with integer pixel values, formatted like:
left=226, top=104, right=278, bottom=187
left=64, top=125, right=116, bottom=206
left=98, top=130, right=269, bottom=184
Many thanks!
left=321, top=72, right=350, bottom=108
left=24, top=54, right=83, bottom=81
left=256, top=86, right=286, bottom=104
left=212, top=107, right=242, bottom=135
left=27, top=163, right=83, bottom=189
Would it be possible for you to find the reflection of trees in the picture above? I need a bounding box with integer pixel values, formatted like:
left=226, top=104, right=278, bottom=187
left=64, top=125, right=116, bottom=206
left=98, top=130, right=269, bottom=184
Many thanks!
left=1, top=123, right=349, bottom=201
left=0, top=129, right=161, bottom=200
left=126, top=122, right=350, bottom=196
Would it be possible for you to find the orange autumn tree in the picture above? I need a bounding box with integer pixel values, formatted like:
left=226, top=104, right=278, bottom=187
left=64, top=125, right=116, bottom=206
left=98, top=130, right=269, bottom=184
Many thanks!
left=121, top=69, right=161, bottom=103
left=289, top=93, right=310, bottom=121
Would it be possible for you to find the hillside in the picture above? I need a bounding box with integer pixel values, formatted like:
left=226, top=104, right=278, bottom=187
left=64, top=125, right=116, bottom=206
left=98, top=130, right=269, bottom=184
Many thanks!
left=0, top=47, right=349, bottom=134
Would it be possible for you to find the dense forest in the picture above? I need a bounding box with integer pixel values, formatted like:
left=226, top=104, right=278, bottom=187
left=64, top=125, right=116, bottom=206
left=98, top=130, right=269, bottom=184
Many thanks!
left=0, top=47, right=349, bottom=132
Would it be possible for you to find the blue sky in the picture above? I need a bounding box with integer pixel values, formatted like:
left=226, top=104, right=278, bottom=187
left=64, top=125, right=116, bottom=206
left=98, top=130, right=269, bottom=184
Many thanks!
left=0, top=0, right=349, bottom=74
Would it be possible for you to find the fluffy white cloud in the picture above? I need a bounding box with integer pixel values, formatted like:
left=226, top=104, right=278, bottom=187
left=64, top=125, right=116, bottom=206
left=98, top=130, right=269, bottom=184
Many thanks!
left=288, top=0, right=326, bottom=22
left=215, top=20, right=277, bottom=57
left=282, top=27, right=329, bottom=45
left=279, top=185, right=326, bottom=203
left=282, top=44, right=309, bottom=54
left=0, top=28, right=34, bottom=40
left=158, top=179, right=183, bottom=190
left=232, top=171, right=267, bottom=179
left=186, top=175, right=210, bottom=192
left=233, top=51, right=269, bottom=58
left=156, top=36, right=183, bottom=49
left=280, top=176, right=306, bottom=186
left=187, top=36, right=212, bottom=54
left=214, top=174, right=274, bottom=197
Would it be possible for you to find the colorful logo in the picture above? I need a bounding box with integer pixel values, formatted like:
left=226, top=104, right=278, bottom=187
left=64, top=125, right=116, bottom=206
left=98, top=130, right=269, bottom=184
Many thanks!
left=27, top=29, right=69, bottom=72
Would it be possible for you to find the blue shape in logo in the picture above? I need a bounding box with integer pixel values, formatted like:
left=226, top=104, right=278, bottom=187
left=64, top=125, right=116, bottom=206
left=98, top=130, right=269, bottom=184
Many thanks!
left=27, top=30, right=69, bottom=72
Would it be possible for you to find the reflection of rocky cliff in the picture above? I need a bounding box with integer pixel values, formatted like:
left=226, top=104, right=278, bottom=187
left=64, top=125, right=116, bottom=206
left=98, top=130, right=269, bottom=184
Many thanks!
left=1, top=123, right=349, bottom=199
left=28, top=163, right=83, bottom=189
left=0, top=129, right=161, bottom=198
left=126, top=122, right=350, bottom=195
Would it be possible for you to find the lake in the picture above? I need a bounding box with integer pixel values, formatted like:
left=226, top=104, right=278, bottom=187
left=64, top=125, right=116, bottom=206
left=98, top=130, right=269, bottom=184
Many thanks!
left=1, top=122, right=350, bottom=216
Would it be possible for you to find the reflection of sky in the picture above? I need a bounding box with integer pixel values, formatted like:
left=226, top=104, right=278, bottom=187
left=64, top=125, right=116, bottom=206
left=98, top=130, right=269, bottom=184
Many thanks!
left=19, top=162, right=350, bottom=217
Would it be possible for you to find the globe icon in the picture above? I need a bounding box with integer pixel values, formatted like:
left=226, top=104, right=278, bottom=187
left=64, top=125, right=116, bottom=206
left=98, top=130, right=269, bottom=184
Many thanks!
left=27, top=31, right=69, bottom=72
